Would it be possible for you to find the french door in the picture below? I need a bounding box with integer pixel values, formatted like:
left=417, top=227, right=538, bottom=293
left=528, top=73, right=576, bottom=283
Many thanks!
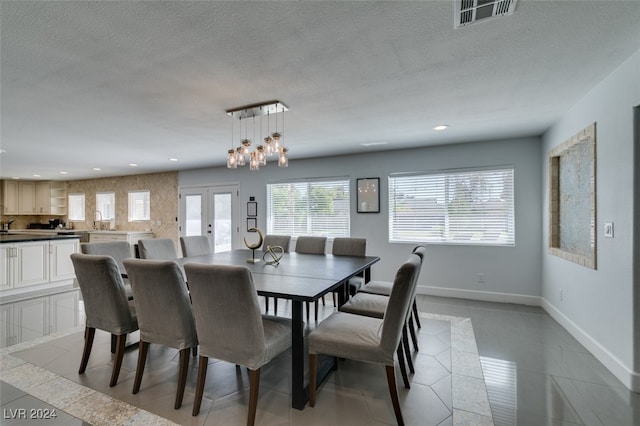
left=179, top=185, right=239, bottom=253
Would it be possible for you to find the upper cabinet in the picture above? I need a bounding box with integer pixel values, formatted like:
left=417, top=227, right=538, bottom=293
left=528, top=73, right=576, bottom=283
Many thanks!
left=1, top=180, right=67, bottom=216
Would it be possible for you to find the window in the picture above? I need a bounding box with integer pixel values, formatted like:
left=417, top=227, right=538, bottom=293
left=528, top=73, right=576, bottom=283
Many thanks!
left=389, top=167, right=515, bottom=246
left=68, top=193, right=85, bottom=221
left=96, top=192, right=115, bottom=221
left=267, top=177, right=350, bottom=237
left=128, top=190, right=150, bottom=221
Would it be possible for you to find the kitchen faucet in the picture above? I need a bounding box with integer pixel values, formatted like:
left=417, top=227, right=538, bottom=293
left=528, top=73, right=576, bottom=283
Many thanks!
left=94, top=210, right=103, bottom=230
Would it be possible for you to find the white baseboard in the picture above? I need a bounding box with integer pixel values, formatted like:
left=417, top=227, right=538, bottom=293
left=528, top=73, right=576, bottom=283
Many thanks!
left=417, top=285, right=640, bottom=392
left=417, top=285, right=542, bottom=306
left=541, top=298, right=640, bottom=392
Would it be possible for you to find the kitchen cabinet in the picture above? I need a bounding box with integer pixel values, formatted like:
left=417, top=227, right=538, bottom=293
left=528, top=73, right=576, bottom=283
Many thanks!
left=2, top=180, right=19, bottom=215
left=1, top=180, right=66, bottom=215
left=35, top=181, right=51, bottom=214
left=1, top=238, right=79, bottom=293
left=19, top=181, right=36, bottom=214
left=89, top=231, right=154, bottom=256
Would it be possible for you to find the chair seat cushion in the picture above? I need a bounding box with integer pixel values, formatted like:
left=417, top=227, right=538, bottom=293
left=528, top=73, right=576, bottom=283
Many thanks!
left=262, top=315, right=293, bottom=367
left=358, top=280, right=392, bottom=296
left=348, top=276, right=364, bottom=292
left=308, top=312, right=393, bottom=365
left=339, top=293, right=389, bottom=318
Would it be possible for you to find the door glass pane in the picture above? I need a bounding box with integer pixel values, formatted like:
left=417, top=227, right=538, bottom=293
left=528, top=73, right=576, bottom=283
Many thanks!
left=214, top=193, right=231, bottom=252
left=185, top=195, right=202, bottom=236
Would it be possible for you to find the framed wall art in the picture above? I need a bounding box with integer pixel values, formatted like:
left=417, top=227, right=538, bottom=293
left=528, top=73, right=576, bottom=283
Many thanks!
left=357, top=177, right=380, bottom=213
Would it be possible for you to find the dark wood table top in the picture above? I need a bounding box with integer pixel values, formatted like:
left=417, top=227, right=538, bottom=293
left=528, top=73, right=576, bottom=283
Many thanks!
left=177, top=249, right=379, bottom=302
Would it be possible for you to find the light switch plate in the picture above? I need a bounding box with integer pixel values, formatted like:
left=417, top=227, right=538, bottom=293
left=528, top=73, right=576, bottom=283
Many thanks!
left=604, top=222, right=614, bottom=238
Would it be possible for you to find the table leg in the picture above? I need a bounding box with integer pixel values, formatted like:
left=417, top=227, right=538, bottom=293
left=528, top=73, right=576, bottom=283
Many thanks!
left=291, top=300, right=307, bottom=410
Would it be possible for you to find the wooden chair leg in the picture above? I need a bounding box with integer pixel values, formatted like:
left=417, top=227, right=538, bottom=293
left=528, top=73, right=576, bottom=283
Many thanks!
left=192, top=356, right=209, bottom=416
left=314, top=300, right=319, bottom=322
left=309, top=354, right=317, bottom=407
left=305, top=302, right=310, bottom=322
left=175, top=348, right=190, bottom=409
left=385, top=365, right=405, bottom=426
left=192, top=346, right=198, bottom=357
left=265, top=296, right=270, bottom=313
left=248, top=368, right=261, bottom=426
left=396, top=344, right=410, bottom=389
left=78, top=326, right=95, bottom=374
left=110, top=333, right=127, bottom=387
left=412, top=300, right=421, bottom=328
left=402, top=325, right=415, bottom=374
left=132, top=341, right=150, bottom=394
left=408, top=314, right=419, bottom=352
left=274, top=298, right=278, bottom=314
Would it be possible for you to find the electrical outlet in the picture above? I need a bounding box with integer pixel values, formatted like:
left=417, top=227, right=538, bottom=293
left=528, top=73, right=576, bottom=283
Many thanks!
left=476, top=273, right=485, bottom=284
left=604, top=222, right=614, bottom=238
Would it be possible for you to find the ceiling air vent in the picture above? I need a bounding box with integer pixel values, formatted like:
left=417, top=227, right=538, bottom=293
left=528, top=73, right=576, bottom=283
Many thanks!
left=454, top=0, right=517, bottom=28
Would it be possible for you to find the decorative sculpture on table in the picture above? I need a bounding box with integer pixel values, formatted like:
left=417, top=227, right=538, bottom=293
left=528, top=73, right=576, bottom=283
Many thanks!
left=244, top=228, right=264, bottom=263
left=263, top=245, right=284, bottom=265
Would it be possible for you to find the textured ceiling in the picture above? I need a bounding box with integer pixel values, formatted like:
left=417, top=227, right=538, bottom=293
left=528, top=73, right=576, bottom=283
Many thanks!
left=1, top=1, right=639, bottom=180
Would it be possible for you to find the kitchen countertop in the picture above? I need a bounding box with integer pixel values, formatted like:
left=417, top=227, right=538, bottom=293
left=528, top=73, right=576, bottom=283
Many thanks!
left=0, top=233, right=80, bottom=244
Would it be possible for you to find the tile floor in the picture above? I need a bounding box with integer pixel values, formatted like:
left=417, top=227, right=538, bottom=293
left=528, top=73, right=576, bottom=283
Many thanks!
left=1, top=295, right=640, bottom=425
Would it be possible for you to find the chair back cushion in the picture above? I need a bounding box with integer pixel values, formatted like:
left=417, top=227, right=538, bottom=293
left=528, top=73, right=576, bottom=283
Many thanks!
left=332, top=237, right=366, bottom=256
left=71, top=253, right=138, bottom=334
left=379, top=254, right=421, bottom=353
left=123, top=259, right=198, bottom=350
left=184, top=263, right=268, bottom=369
left=138, top=238, right=178, bottom=260
left=262, top=235, right=291, bottom=252
left=80, top=241, right=132, bottom=275
left=294, top=236, right=327, bottom=254
left=180, top=236, right=211, bottom=257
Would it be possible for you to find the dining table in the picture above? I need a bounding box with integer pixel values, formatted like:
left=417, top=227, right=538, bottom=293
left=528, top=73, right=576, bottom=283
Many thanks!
left=176, top=248, right=380, bottom=410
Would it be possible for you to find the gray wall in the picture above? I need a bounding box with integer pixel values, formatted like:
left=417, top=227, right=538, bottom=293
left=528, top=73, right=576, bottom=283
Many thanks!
left=542, top=49, right=640, bottom=389
left=179, top=136, right=542, bottom=300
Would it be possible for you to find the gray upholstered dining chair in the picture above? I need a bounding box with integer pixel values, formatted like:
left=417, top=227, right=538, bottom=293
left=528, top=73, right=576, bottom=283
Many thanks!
left=138, top=238, right=178, bottom=260
left=308, top=254, right=421, bottom=426
left=184, top=263, right=292, bottom=424
left=180, top=235, right=212, bottom=257
left=80, top=241, right=134, bottom=299
left=359, top=245, right=427, bottom=343
left=295, top=236, right=327, bottom=322
left=123, top=258, right=199, bottom=410
left=338, top=249, right=424, bottom=380
left=331, top=237, right=367, bottom=301
left=70, top=253, right=138, bottom=387
left=261, top=235, right=291, bottom=314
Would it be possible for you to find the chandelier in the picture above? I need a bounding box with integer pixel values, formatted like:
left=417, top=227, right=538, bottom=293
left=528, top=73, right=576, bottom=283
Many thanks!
left=225, top=100, right=289, bottom=170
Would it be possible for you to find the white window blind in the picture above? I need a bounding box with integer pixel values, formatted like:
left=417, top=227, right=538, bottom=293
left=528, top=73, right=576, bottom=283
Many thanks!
left=96, top=192, right=115, bottom=220
left=128, top=190, right=150, bottom=221
left=68, top=193, right=85, bottom=221
left=267, top=178, right=350, bottom=237
left=389, top=167, right=515, bottom=246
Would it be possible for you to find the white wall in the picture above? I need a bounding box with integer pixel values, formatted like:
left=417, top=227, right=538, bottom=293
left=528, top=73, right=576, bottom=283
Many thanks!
left=179, top=135, right=542, bottom=300
left=541, top=49, right=640, bottom=390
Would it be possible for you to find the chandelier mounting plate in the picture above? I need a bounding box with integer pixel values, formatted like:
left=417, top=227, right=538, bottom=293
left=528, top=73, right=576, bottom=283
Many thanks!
left=226, top=100, right=288, bottom=120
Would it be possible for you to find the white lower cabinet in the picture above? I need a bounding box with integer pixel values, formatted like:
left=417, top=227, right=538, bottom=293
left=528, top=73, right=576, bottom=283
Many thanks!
left=1, top=238, right=79, bottom=292
left=15, top=241, right=49, bottom=288
left=0, top=289, right=80, bottom=348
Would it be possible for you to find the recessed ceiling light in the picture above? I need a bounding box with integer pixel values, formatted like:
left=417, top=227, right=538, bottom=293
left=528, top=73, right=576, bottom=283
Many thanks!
left=11, top=176, right=20, bottom=180
left=434, top=125, right=448, bottom=131
left=169, top=158, right=178, bottom=162
left=33, top=174, right=41, bottom=178
left=128, top=163, right=138, bottom=167
left=92, top=167, right=102, bottom=171
left=59, top=171, right=68, bottom=175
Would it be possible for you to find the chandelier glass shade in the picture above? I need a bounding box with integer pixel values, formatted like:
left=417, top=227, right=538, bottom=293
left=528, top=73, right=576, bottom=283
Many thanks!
left=226, top=100, right=289, bottom=170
